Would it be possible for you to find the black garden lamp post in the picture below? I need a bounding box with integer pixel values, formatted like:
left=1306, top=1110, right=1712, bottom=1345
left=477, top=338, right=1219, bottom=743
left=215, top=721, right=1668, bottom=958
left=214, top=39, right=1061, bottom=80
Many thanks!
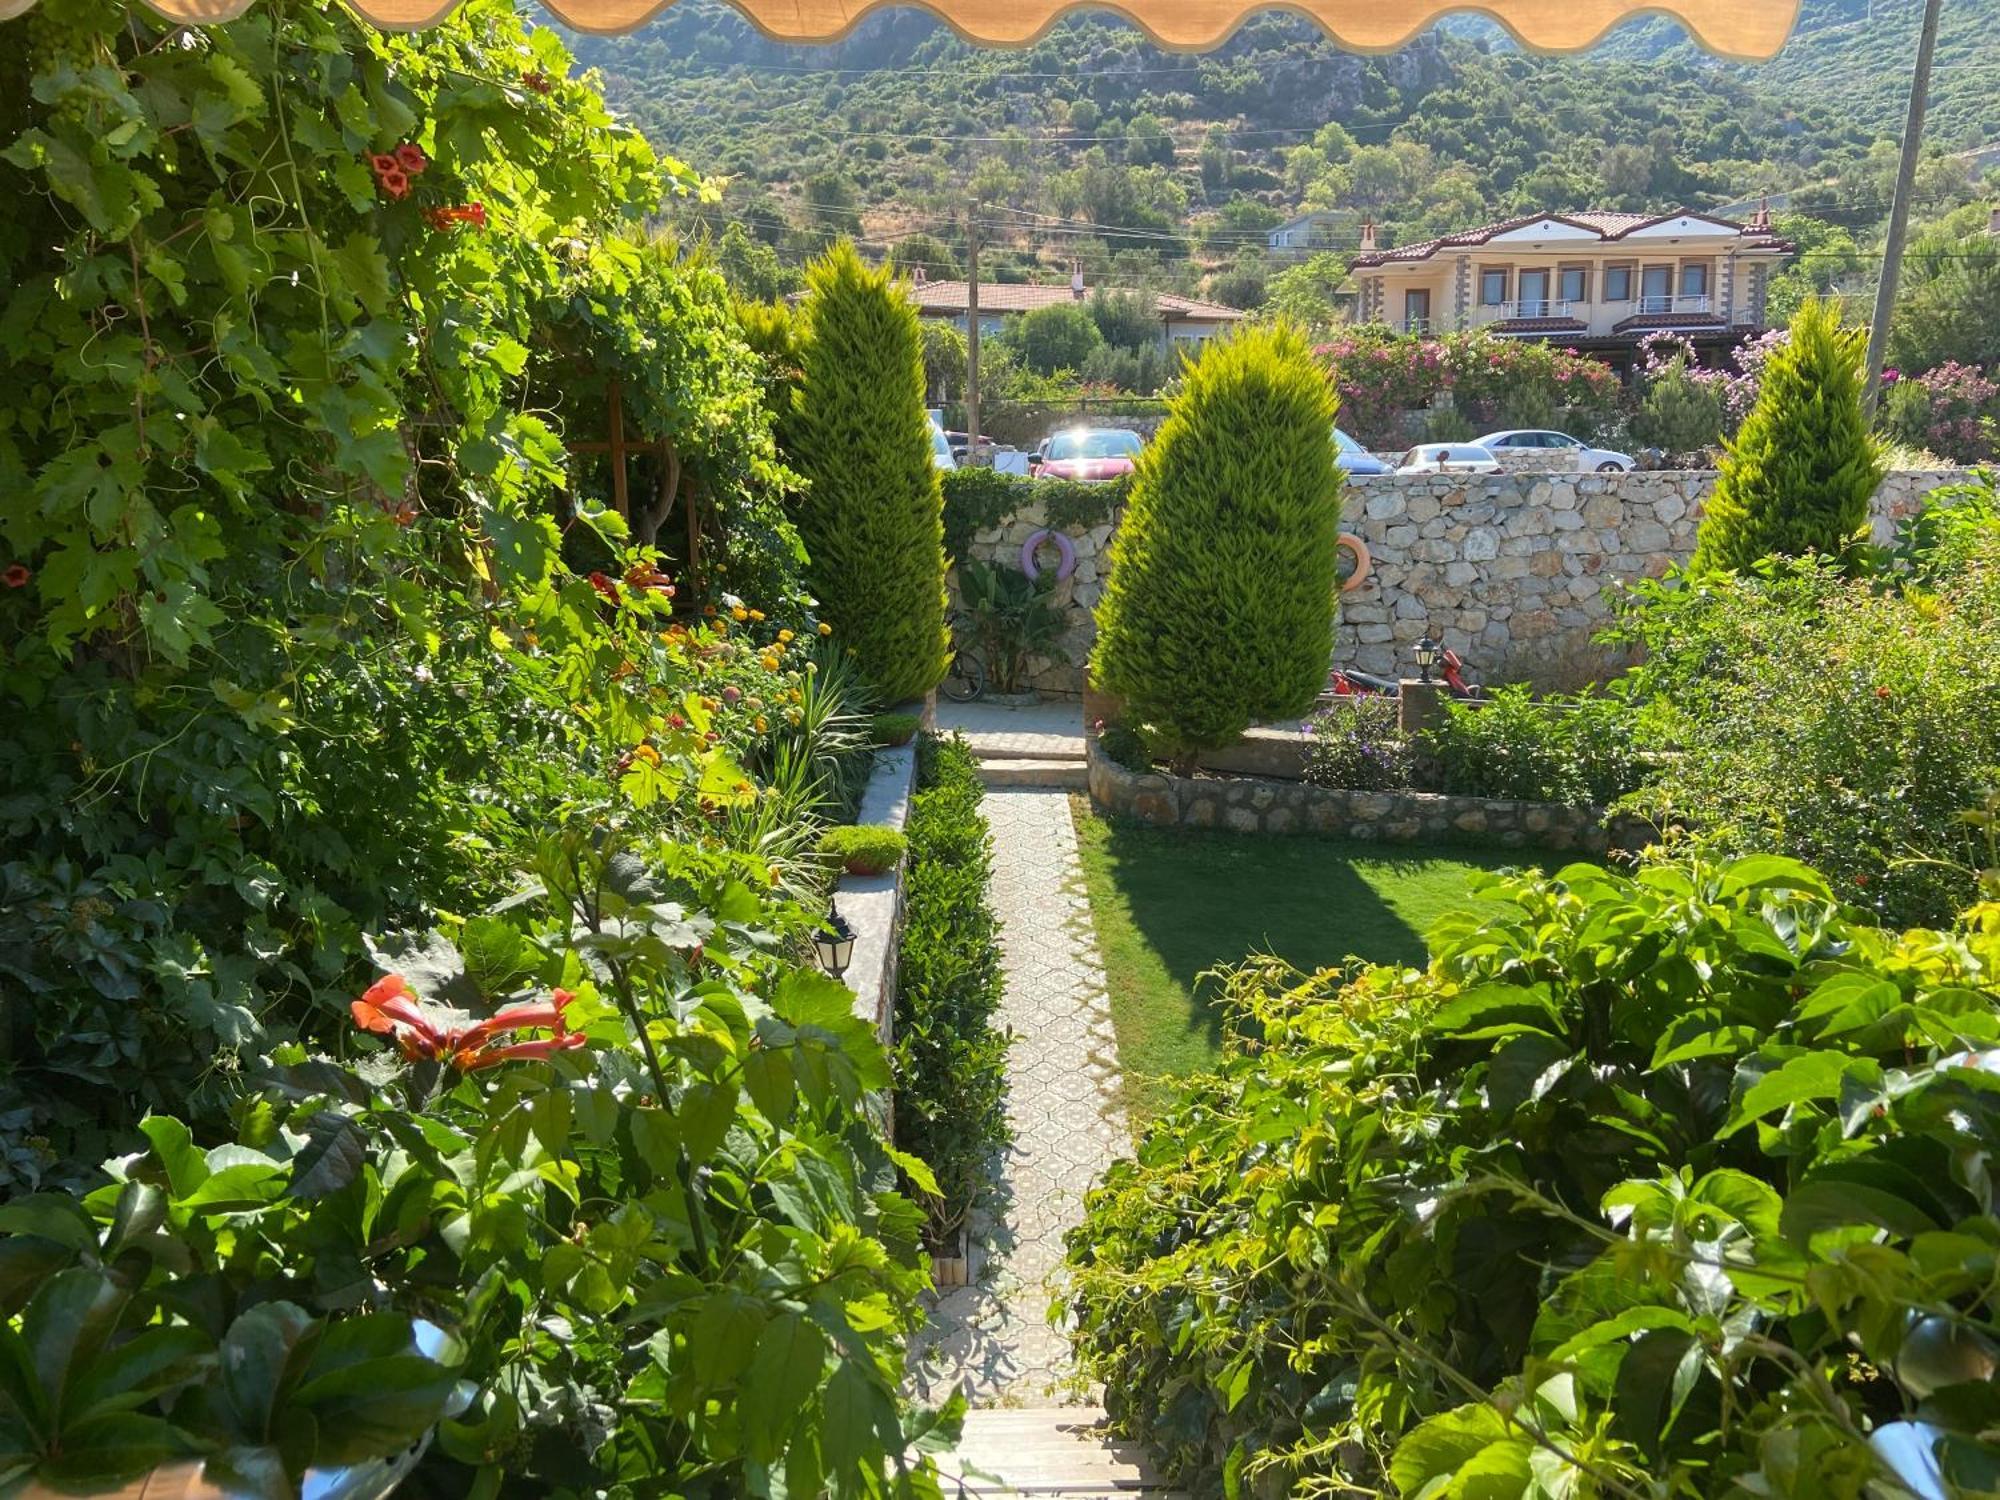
left=1413, top=636, right=1442, bottom=686
left=813, top=902, right=856, bottom=980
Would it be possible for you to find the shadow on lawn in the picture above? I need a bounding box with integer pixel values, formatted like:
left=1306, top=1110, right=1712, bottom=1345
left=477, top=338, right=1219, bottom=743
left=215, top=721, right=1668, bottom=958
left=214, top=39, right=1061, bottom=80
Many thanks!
left=1091, top=816, right=1527, bottom=1065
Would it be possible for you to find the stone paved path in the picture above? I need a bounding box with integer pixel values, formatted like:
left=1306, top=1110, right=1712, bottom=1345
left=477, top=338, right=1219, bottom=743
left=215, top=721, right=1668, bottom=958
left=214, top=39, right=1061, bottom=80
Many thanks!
left=935, top=698, right=1085, bottom=760
left=909, top=786, right=1128, bottom=1407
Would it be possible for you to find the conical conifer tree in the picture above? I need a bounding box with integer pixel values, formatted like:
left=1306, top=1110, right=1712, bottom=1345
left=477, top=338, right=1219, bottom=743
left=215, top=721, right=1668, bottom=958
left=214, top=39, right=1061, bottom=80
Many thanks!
left=1090, top=323, right=1343, bottom=759
left=792, top=243, right=949, bottom=703
left=1690, top=298, right=1883, bottom=573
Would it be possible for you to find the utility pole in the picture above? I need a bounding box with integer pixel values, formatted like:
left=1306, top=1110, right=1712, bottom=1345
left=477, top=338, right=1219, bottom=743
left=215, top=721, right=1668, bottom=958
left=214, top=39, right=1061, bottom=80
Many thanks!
left=1863, top=0, right=1945, bottom=415
left=964, top=209, right=981, bottom=467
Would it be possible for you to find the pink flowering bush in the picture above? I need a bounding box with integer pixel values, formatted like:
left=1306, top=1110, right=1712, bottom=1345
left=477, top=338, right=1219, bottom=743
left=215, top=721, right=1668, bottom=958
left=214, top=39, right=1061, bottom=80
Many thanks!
left=1317, top=330, right=1621, bottom=448
left=1881, top=361, right=1999, bottom=464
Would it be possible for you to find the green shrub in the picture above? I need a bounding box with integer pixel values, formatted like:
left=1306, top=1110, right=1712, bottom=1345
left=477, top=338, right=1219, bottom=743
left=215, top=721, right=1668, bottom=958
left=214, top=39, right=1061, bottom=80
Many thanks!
left=1066, top=854, right=2000, bottom=1497
left=1612, top=536, right=2000, bottom=926
left=957, top=558, right=1069, bottom=694
left=1690, top=299, right=1883, bottom=573
left=1422, top=404, right=1476, bottom=443
left=871, top=710, right=922, bottom=746
left=818, top=823, right=908, bottom=875
left=793, top=243, right=950, bottom=703
left=893, top=735, right=1011, bottom=1247
left=1418, top=686, right=1641, bottom=804
left=1090, top=324, right=1344, bottom=762
left=938, top=467, right=1125, bottom=563
left=1629, top=351, right=1726, bottom=454
left=1301, top=695, right=1411, bottom=790
left=1096, top=723, right=1154, bottom=772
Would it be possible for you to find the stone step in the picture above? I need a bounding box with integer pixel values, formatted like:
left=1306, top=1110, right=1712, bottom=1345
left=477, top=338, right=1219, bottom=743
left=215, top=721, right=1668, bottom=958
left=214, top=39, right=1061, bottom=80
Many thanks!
left=934, top=1407, right=1182, bottom=1496
left=965, top=740, right=1088, bottom=762
left=976, top=757, right=1089, bottom=790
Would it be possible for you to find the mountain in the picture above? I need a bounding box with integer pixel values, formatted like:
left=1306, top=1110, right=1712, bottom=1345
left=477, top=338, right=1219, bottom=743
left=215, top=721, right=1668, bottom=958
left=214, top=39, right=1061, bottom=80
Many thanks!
left=565, top=0, right=1995, bottom=293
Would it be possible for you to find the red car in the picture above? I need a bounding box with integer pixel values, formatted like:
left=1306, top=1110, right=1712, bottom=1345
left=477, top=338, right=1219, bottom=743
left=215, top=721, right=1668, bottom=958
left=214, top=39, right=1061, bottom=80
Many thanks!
left=1031, top=427, right=1143, bottom=482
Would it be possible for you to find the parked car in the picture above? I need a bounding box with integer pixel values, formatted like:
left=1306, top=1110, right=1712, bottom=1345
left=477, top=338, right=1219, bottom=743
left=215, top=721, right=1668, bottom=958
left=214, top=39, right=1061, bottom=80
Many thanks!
left=1475, top=429, right=1635, bottom=473
left=1334, top=427, right=1392, bottom=476
left=1396, top=443, right=1501, bottom=476
left=929, top=415, right=956, bottom=472
left=1031, top=427, right=1142, bottom=482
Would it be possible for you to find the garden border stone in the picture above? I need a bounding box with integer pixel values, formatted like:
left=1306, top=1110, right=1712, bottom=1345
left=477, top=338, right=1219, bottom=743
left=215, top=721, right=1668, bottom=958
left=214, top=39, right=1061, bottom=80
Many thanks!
left=1086, top=737, right=1649, bottom=854
left=840, top=740, right=919, bottom=1043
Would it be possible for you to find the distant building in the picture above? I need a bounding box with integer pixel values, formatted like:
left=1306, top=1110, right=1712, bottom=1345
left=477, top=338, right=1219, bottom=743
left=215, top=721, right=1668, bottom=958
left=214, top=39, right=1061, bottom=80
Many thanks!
left=1347, top=206, right=1794, bottom=356
left=902, top=265, right=1247, bottom=349
left=1267, top=209, right=1355, bottom=256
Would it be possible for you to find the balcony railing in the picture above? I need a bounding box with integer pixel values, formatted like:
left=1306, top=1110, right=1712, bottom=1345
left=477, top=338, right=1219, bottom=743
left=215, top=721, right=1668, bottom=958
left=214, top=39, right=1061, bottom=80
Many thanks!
left=1635, top=293, right=1712, bottom=316
left=1401, top=317, right=1432, bottom=335
left=1492, top=297, right=1573, bottom=321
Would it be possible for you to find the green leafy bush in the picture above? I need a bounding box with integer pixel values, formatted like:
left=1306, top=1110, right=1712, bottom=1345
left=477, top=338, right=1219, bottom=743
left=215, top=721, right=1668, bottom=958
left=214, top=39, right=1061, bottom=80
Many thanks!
left=956, top=558, right=1069, bottom=695
left=1066, top=853, right=2000, bottom=1498
left=792, top=243, right=950, bottom=704
left=1629, top=350, right=1727, bottom=454
left=1690, top=299, right=1884, bottom=573
left=1418, top=686, right=1641, bottom=804
left=893, top=736, right=1011, bottom=1247
left=938, top=467, right=1126, bottom=564
left=1301, top=695, right=1411, bottom=791
left=0, top=833, right=952, bottom=1493
left=872, top=711, right=923, bottom=746
left=1090, top=324, right=1344, bottom=762
left=819, top=824, right=908, bottom=875
left=1096, top=723, right=1155, bottom=773
left=1612, top=530, right=2000, bottom=926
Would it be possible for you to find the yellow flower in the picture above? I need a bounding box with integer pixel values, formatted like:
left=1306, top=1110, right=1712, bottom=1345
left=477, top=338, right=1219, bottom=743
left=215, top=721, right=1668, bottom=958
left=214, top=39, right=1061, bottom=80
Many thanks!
left=754, top=716, right=768, bottom=733
left=731, top=606, right=748, bottom=622
left=778, top=629, right=794, bottom=643
left=816, top=622, right=832, bottom=636
left=748, top=609, right=766, bottom=622
left=759, top=655, right=780, bottom=672
left=634, top=744, right=661, bottom=766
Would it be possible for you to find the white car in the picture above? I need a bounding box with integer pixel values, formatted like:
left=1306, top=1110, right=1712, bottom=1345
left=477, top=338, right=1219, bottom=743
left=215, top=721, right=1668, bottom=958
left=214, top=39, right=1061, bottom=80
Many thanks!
left=928, top=413, right=956, bottom=471
left=1396, top=443, right=1501, bottom=476
left=1475, top=429, right=1634, bottom=473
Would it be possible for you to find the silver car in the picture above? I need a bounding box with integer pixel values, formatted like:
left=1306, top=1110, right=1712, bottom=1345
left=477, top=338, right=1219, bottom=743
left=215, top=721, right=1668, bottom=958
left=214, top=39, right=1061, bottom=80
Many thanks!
left=1475, top=429, right=1634, bottom=473
left=1396, top=443, right=1501, bottom=476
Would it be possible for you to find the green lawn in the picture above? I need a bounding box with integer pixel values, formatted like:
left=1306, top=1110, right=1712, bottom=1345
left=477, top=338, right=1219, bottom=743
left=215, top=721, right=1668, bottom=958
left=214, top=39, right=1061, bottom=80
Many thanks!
left=1070, top=803, right=1531, bottom=1122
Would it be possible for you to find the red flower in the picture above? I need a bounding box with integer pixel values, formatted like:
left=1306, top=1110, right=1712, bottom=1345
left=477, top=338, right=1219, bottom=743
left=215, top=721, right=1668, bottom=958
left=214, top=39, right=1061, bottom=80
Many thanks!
left=378, top=169, right=410, bottom=201
left=350, top=980, right=584, bottom=1071
left=1875, top=685, right=1892, bottom=699
left=394, top=143, right=429, bottom=175
left=587, top=571, right=620, bottom=604
left=523, top=70, right=552, bottom=94
left=2, top=564, right=28, bottom=588
left=624, top=562, right=674, bottom=595
left=350, top=974, right=447, bottom=1062
left=425, top=204, right=489, bottom=233
left=369, top=152, right=399, bottom=176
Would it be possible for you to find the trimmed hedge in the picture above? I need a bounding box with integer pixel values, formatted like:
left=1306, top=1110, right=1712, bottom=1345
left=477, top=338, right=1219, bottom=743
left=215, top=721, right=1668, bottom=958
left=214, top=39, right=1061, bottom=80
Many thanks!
left=892, top=735, right=1011, bottom=1248
left=939, top=466, right=1128, bottom=564
left=816, top=824, right=907, bottom=875
left=793, top=243, right=950, bottom=702
left=1090, top=324, right=1344, bottom=760
left=870, top=710, right=922, bottom=747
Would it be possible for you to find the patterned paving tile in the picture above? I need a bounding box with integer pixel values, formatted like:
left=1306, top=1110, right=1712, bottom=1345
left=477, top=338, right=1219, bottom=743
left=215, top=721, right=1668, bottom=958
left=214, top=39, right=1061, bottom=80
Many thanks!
left=908, top=789, right=1129, bottom=1409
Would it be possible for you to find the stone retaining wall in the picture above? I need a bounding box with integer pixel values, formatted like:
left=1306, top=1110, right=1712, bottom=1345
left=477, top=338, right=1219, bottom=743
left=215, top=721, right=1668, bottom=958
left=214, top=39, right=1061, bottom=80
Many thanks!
left=964, top=469, right=1961, bottom=694
left=1087, top=739, right=1645, bottom=854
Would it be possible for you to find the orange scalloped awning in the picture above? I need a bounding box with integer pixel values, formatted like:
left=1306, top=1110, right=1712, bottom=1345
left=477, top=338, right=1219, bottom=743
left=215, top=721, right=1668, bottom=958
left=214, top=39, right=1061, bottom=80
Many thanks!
left=0, top=0, right=1803, bottom=59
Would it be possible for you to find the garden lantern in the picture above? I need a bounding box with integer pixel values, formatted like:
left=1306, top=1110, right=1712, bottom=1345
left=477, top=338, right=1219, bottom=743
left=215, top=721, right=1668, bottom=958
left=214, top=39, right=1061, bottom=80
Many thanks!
left=813, top=902, right=856, bottom=980
left=1414, top=636, right=1442, bottom=685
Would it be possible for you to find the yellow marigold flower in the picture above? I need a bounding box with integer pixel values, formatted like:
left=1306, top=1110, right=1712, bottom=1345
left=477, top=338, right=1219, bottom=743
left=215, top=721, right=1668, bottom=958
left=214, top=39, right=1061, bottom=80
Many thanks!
left=817, top=622, right=832, bottom=636
left=753, top=716, right=768, bottom=733
left=731, top=606, right=749, bottom=622
left=760, top=655, right=780, bottom=672
left=778, top=629, right=794, bottom=643
left=634, top=744, right=660, bottom=766
left=748, top=609, right=765, bottom=622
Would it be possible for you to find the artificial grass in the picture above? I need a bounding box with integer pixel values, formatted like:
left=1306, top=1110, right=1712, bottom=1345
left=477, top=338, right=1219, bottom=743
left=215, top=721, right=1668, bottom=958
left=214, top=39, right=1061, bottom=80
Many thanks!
left=1069, top=802, right=1527, bottom=1122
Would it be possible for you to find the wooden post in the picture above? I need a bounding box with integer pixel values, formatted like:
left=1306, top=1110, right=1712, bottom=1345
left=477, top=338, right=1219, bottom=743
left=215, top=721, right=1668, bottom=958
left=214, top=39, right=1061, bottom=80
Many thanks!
left=965, top=210, right=980, bottom=467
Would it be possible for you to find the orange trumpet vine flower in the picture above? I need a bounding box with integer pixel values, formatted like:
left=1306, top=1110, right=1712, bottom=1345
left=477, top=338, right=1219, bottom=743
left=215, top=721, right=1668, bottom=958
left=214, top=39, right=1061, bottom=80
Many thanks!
left=351, top=978, right=584, bottom=1071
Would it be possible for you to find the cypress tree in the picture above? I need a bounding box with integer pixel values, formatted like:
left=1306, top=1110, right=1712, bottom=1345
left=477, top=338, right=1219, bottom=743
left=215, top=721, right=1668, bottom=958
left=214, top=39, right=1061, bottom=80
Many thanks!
left=1090, top=323, right=1344, bottom=761
left=792, top=243, right=949, bottom=703
left=1690, top=298, right=1883, bottom=573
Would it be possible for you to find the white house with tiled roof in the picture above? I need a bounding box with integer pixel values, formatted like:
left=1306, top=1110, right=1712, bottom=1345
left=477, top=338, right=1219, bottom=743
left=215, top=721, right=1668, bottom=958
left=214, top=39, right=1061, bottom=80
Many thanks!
left=1348, top=207, right=1794, bottom=352
left=901, top=265, right=1247, bottom=350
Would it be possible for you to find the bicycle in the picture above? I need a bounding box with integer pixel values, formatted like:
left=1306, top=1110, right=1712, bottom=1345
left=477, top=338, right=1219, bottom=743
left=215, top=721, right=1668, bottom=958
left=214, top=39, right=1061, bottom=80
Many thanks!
left=941, top=614, right=986, bottom=703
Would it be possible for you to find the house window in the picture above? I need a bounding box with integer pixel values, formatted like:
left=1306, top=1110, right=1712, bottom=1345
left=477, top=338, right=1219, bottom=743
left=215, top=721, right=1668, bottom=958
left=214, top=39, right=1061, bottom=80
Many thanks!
left=1680, top=261, right=1710, bottom=299
left=1403, top=288, right=1432, bottom=333
left=1604, top=264, right=1633, bottom=301
left=1640, top=265, right=1674, bottom=311
left=1517, top=269, right=1551, bottom=316
left=1559, top=265, right=1588, bottom=304
left=1479, top=267, right=1508, bottom=306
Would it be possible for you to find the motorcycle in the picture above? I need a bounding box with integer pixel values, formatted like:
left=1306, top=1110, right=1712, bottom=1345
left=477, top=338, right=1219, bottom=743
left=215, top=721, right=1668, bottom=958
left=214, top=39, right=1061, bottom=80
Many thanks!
left=1328, top=648, right=1479, bottom=700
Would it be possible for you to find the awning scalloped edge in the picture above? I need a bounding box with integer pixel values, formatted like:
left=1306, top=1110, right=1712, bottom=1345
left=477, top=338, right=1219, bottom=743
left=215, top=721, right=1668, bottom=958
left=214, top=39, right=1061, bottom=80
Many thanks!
left=0, top=0, right=1803, bottom=60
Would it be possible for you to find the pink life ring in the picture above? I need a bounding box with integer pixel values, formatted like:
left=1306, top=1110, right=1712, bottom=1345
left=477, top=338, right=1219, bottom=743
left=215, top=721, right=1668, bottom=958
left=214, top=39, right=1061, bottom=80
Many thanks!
left=1337, top=533, right=1371, bottom=593
left=1020, top=529, right=1077, bottom=582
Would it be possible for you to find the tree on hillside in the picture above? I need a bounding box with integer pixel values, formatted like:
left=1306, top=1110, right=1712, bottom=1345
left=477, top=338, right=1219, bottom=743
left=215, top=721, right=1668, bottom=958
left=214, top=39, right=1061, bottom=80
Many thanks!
left=1126, top=111, right=1175, bottom=167
left=1087, top=288, right=1161, bottom=351
left=792, top=244, right=949, bottom=702
left=789, top=171, right=862, bottom=255
left=1690, top=299, right=1882, bottom=574
left=712, top=222, right=797, bottom=302
left=1090, top=323, right=1344, bottom=761
left=1889, top=208, right=2000, bottom=375
left=1766, top=214, right=1867, bottom=326
left=1262, top=252, right=1351, bottom=337
left=889, top=231, right=961, bottom=281
left=1012, top=302, right=1103, bottom=375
